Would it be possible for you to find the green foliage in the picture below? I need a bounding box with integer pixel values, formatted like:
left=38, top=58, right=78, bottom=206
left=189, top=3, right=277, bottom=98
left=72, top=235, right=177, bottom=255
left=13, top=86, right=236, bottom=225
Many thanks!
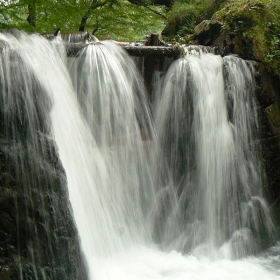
left=162, top=0, right=280, bottom=77
left=214, top=0, right=280, bottom=76
left=0, top=1, right=28, bottom=30
left=204, top=0, right=227, bottom=19
left=0, top=0, right=166, bottom=41
left=163, top=0, right=211, bottom=39
left=89, top=1, right=166, bottom=40
left=264, top=6, right=280, bottom=77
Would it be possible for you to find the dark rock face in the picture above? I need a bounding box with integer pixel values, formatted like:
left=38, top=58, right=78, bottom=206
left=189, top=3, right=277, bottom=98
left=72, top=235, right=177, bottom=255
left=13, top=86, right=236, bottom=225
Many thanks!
left=193, top=20, right=223, bottom=47
left=0, top=143, right=88, bottom=280
left=255, top=66, right=280, bottom=203
left=193, top=19, right=259, bottom=60
left=0, top=50, right=88, bottom=279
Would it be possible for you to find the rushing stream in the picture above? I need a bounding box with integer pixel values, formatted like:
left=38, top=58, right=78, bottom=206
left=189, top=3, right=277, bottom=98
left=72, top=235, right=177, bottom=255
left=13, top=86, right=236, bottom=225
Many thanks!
left=0, top=30, right=279, bottom=279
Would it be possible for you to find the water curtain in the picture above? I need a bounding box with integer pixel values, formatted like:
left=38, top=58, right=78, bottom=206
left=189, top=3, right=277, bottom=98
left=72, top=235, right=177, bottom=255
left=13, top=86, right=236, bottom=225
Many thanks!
left=0, top=31, right=278, bottom=280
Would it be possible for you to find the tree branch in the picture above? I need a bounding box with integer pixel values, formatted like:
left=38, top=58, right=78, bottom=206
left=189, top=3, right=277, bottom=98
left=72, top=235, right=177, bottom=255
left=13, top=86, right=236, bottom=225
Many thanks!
left=27, top=0, right=36, bottom=28
left=143, top=5, right=167, bottom=19
left=126, top=0, right=167, bottom=19
left=79, top=0, right=109, bottom=31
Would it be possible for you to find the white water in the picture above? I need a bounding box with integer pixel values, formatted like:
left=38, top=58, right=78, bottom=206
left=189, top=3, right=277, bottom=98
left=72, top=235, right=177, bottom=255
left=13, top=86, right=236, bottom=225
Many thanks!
left=0, top=31, right=279, bottom=279
left=153, top=51, right=275, bottom=259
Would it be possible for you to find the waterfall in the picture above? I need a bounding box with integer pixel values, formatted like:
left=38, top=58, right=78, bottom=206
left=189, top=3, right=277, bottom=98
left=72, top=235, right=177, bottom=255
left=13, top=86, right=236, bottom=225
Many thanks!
left=153, top=50, right=275, bottom=259
left=0, top=30, right=279, bottom=280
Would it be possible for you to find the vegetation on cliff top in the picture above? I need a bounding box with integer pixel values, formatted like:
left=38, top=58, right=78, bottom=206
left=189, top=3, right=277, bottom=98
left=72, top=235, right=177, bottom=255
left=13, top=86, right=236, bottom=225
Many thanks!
left=161, top=0, right=211, bottom=38
left=213, top=0, right=280, bottom=76
left=163, top=0, right=280, bottom=77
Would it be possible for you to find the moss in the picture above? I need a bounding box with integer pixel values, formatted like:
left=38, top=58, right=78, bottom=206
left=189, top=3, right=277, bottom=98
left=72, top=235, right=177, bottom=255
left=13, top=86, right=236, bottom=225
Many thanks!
left=163, top=0, right=280, bottom=77
left=204, top=0, right=227, bottom=18
left=162, top=0, right=211, bottom=39
left=265, top=104, right=280, bottom=135
left=213, top=0, right=280, bottom=76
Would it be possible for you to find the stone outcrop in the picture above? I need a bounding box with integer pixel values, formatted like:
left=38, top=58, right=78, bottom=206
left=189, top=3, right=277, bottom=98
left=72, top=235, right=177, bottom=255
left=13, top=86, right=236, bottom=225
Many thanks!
left=255, top=67, right=280, bottom=204
left=193, top=20, right=223, bottom=47
left=0, top=138, right=88, bottom=280
left=192, top=19, right=261, bottom=61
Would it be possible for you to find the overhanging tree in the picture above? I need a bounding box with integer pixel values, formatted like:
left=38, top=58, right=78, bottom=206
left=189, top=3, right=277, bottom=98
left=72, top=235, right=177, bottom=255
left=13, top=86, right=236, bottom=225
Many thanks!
left=0, top=0, right=167, bottom=40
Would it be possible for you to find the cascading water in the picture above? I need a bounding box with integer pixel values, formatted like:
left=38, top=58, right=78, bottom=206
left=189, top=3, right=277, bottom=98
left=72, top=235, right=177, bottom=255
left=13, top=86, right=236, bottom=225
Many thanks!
left=0, top=30, right=279, bottom=280
left=153, top=49, right=275, bottom=259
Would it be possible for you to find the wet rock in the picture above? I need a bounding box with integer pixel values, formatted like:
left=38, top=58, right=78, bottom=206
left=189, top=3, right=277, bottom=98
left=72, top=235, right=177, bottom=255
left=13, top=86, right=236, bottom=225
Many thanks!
left=0, top=143, right=88, bottom=279
left=193, top=19, right=223, bottom=46
left=193, top=18, right=262, bottom=61
left=255, top=68, right=280, bottom=205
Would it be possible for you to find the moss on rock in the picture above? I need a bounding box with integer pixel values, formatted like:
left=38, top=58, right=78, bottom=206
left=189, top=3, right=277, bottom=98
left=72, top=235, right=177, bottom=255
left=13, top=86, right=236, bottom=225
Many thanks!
left=163, top=0, right=280, bottom=77
left=213, top=0, right=280, bottom=75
